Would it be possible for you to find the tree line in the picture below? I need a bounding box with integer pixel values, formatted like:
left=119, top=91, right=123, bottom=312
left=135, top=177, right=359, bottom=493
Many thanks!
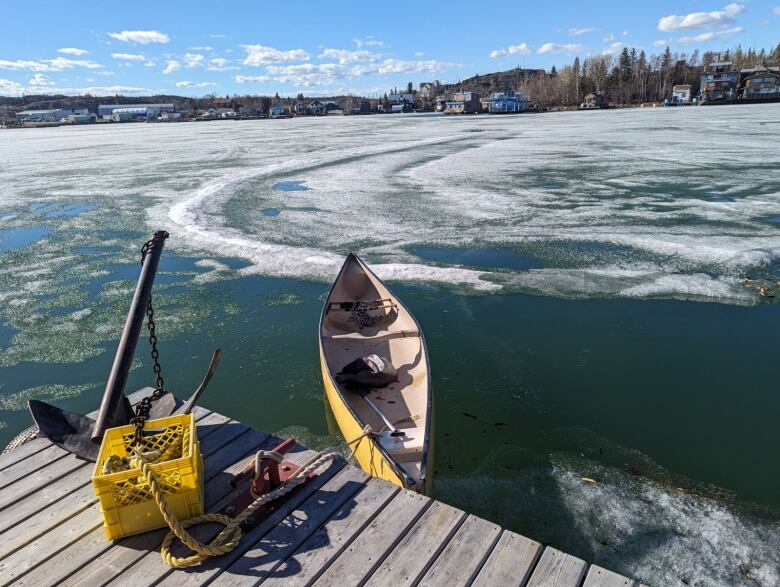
left=520, top=43, right=780, bottom=108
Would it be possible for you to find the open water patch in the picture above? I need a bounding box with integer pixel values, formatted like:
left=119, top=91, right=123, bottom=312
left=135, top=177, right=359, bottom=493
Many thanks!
left=0, top=226, right=50, bottom=252
left=273, top=180, right=309, bottom=192
left=262, top=208, right=281, bottom=217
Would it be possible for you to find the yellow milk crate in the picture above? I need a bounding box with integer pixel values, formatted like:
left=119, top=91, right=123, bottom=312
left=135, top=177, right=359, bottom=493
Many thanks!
left=92, top=413, right=204, bottom=540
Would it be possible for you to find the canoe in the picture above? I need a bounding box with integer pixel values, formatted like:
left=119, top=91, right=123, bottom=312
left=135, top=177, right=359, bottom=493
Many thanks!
left=319, top=253, right=432, bottom=493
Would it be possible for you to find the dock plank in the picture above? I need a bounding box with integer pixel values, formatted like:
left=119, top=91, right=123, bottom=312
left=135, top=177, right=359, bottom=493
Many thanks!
left=472, top=530, right=543, bottom=587
left=264, top=478, right=399, bottom=587
left=0, top=408, right=219, bottom=559
left=0, top=437, right=50, bottom=472
left=583, top=565, right=640, bottom=587
left=110, top=448, right=343, bottom=587
left=22, top=429, right=274, bottom=587
left=0, top=443, right=69, bottom=489
left=417, top=514, right=502, bottom=587
left=312, top=489, right=431, bottom=586
left=526, top=547, right=588, bottom=587
left=211, top=465, right=369, bottom=585
left=365, top=500, right=466, bottom=587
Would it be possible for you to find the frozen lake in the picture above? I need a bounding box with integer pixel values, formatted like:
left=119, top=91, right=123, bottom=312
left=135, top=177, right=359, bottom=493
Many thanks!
left=0, top=106, right=779, bottom=586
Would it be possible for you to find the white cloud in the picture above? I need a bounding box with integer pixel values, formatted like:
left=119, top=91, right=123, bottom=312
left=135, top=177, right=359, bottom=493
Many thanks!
left=603, top=33, right=614, bottom=43
left=183, top=53, right=205, bottom=68
left=653, top=39, right=671, bottom=48
left=111, top=53, right=145, bottom=61
left=107, top=30, right=170, bottom=44
left=622, top=30, right=629, bottom=37
left=677, top=26, right=744, bottom=44
left=175, top=81, right=216, bottom=88
left=537, top=43, right=586, bottom=55
left=602, top=42, right=626, bottom=56
left=353, top=37, right=384, bottom=48
left=189, top=46, right=214, bottom=51
left=0, top=58, right=102, bottom=72
left=318, top=48, right=380, bottom=64
left=658, top=3, right=745, bottom=32
left=236, top=57, right=454, bottom=87
left=773, top=6, right=780, bottom=15
left=489, top=43, right=532, bottom=58
left=209, top=34, right=227, bottom=39
left=206, top=57, right=239, bottom=71
left=0, top=77, right=153, bottom=96
left=235, top=75, right=270, bottom=84
left=162, top=60, right=181, bottom=75
left=242, top=44, right=310, bottom=66
left=58, top=48, right=89, bottom=56
left=28, top=74, right=53, bottom=85
left=568, top=27, right=599, bottom=36
left=413, top=51, right=424, bottom=57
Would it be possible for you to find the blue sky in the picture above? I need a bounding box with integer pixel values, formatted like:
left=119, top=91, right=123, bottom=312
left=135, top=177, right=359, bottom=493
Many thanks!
left=0, top=1, right=777, bottom=97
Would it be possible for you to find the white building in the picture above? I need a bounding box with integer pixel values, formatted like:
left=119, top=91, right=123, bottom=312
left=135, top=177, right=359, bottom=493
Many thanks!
left=388, top=93, right=415, bottom=105
left=672, top=85, right=692, bottom=104
left=16, top=108, right=88, bottom=122
left=98, top=103, right=174, bottom=120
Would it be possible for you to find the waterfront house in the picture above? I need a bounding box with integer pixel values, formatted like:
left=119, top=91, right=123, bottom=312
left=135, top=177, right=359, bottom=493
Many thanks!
left=699, top=62, right=738, bottom=104
left=581, top=92, right=608, bottom=109
left=488, top=90, right=529, bottom=113
left=738, top=66, right=780, bottom=102
left=308, top=100, right=327, bottom=115
left=445, top=91, right=481, bottom=114
left=672, top=85, right=692, bottom=105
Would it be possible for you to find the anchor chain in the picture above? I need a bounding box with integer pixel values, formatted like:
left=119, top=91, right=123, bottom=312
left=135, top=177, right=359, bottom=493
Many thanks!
left=130, top=233, right=169, bottom=444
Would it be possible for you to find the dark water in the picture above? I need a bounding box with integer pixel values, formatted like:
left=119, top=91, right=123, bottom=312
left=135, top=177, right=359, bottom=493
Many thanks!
left=0, top=251, right=777, bottom=583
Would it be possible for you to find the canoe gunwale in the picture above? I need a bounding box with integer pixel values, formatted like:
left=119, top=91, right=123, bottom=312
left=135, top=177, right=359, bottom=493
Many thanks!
left=319, top=252, right=432, bottom=493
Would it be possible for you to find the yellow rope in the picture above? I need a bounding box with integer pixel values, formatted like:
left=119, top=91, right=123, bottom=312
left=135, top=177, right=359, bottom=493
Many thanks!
left=128, top=447, right=343, bottom=568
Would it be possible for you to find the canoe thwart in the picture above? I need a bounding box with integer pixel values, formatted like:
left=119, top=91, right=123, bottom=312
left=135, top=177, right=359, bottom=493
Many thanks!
left=325, top=329, right=421, bottom=342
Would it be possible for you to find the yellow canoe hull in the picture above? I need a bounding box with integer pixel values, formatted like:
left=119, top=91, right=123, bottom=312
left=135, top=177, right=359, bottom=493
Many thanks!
left=319, top=347, right=408, bottom=489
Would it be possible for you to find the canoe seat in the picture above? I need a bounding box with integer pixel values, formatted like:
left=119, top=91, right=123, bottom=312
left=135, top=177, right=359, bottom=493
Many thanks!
left=325, top=329, right=420, bottom=342
left=377, top=430, right=424, bottom=455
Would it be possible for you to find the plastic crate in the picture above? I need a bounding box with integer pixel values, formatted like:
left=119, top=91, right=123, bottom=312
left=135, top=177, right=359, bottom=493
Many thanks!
left=92, top=413, right=204, bottom=540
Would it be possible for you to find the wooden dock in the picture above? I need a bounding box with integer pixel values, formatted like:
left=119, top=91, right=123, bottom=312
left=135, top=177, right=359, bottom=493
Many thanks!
left=0, top=389, right=643, bottom=586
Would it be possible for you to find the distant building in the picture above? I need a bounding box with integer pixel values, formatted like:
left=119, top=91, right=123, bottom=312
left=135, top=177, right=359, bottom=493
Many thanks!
left=17, top=108, right=88, bottom=122
left=488, top=90, right=529, bottom=113
left=445, top=91, right=481, bottom=114
left=66, top=113, right=96, bottom=124
left=98, top=103, right=174, bottom=120
left=270, top=104, right=286, bottom=117
left=699, top=62, right=738, bottom=104
left=111, top=107, right=149, bottom=122
left=388, top=93, right=415, bottom=105
left=581, top=92, right=608, bottom=109
left=308, top=100, right=326, bottom=115
left=738, top=66, right=780, bottom=102
left=672, top=85, right=692, bottom=104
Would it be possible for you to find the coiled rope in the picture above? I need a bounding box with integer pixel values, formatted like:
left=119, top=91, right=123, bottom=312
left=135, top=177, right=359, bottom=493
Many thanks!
left=128, top=447, right=344, bottom=568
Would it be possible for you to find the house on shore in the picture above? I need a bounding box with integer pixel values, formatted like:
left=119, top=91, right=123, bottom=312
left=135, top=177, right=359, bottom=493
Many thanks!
left=580, top=92, right=609, bottom=109
left=488, top=90, right=529, bottom=113
left=738, top=66, right=780, bottom=102
left=445, top=91, right=481, bottom=114
left=699, top=62, right=738, bottom=104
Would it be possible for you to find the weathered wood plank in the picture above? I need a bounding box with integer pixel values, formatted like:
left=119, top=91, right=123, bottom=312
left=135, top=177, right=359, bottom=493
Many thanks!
left=0, top=437, right=51, bottom=473
left=312, top=489, right=431, bottom=586
left=526, top=547, right=588, bottom=587
left=22, top=429, right=274, bottom=587
left=104, top=447, right=343, bottom=587
left=0, top=408, right=220, bottom=559
left=0, top=443, right=70, bottom=490
left=210, top=465, right=370, bottom=585
left=0, top=455, right=89, bottom=512
left=583, top=565, right=640, bottom=587
left=364, top=500, right=467, bottom=587
left=416, top=514, right=502, bottom=587
left=472, top=530, right=544, bottom=587
left=264, top=479, right=399, bottom=587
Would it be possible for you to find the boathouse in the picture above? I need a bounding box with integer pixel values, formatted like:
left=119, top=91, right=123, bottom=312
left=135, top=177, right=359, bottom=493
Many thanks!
left=445, top=91, right=481, bottom=114
left=699, top=62, right=738, bottom=104
left=738, top=66, right=780, bottom=101
left=672, top=84, right=692, bottom=104
left=488, top=90, right=529, bottom=113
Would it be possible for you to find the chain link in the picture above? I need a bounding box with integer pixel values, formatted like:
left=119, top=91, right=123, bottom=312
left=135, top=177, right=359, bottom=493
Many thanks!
left=131, top=233, right=169, bottom=444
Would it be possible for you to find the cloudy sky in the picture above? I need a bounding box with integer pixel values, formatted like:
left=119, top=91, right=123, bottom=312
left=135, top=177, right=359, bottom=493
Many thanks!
left=0, top=1, right=777, bottom=97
